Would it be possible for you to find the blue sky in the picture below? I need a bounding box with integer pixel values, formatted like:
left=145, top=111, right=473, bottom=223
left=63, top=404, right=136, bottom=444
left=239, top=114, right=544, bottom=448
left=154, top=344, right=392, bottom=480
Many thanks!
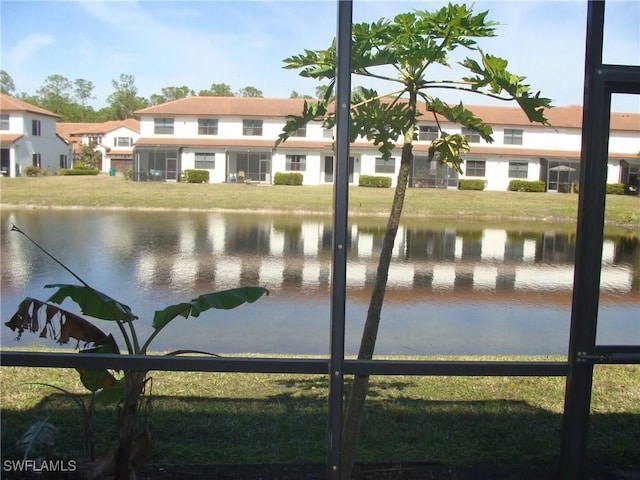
left=1, top=0, right=639, bottom=112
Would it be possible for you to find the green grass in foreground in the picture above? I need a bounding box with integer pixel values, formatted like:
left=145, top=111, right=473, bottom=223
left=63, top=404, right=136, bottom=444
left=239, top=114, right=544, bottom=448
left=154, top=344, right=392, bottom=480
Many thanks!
left=1, top=352, right=638, bottom=467
left=1, top=175, right=639, bottom=227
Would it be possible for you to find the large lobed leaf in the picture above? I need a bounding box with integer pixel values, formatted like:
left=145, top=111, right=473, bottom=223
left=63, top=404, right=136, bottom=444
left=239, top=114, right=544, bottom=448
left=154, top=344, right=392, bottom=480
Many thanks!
left=6, top=297, right=112, bottom=346
left=45, top=284, right=137, bottom=323
left=152, top=287, right=269, bottom=331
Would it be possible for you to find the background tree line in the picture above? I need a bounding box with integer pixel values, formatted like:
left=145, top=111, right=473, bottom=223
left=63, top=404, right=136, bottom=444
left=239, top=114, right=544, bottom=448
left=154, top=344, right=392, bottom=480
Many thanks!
left=0, top=70, right=324, bottom=122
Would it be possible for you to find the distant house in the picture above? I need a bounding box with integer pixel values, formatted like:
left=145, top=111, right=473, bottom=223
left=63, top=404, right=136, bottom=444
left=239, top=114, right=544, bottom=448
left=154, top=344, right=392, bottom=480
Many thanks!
left=134, top=97, right=640, bottom=191
left=0, top=93, right=72, bottom=177
left=56, top=119, right=140, bottom=174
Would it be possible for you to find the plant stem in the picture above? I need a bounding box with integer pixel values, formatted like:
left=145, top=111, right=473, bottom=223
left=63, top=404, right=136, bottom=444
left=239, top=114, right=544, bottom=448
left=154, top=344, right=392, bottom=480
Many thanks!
left=340, top=91, right=418, bottom=478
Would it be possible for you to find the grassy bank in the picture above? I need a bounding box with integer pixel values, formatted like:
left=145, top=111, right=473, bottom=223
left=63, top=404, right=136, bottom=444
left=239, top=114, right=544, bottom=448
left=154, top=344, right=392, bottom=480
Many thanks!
left=1, top=351, right=639, bottom=467
left=1, top=175, right=639, bottom=227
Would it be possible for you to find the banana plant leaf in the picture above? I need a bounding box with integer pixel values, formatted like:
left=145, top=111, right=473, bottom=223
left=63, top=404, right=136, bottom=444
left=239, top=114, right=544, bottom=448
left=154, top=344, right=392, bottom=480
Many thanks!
left=152, top=287, right=269, bottom=331
left=6, top=297, right=111, bottom=346
left=77, top=335, right=122, bottom=394
left=45, top=284, right=137, bottom=322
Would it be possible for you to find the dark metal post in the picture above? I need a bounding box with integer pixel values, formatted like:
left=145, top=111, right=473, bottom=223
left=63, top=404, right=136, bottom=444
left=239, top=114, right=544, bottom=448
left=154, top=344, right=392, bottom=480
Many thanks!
left=559, top=1, right=607, bottom=477
left=328, top=1, right=352, bottom=478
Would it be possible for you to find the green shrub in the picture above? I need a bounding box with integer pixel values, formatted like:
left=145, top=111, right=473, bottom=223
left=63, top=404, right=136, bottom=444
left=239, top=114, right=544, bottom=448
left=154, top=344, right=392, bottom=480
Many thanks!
left=458, top=179, right=486, bottom=191
left=182, top=169, right=210, bottom=183
left=122, top=167, right=133, bottom=180
left=359, top=175, right=392, bottom=188
left=72, top=160, right=96, bottom=170
left=508, top=180, right=546, bottom=192
left=24, top=166, right=41, bottom=177
left=606, top=183, right=625, bottom=195
left=274, top=172, right=304, bottom=185
left=60, top=169, right=100, bottom=176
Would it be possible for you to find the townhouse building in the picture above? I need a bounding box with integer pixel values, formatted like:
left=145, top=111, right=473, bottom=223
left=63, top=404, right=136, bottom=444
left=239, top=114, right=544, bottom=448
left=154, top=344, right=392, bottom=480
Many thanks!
left=57, top=119, right=141, bottom=173
left=0, top=93, right=72, bottom=177
left=134, top=96, right=639, bottom=192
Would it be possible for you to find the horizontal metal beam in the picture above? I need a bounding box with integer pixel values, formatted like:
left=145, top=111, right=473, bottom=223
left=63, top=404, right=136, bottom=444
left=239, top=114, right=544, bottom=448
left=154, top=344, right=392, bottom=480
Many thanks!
left=0, top=351, right=568, bottom=377
left=345, top=359, right=568, bottom=376
left=597, top=64, right=640, bottom=93
left=0, top=351, right=330, bottom=374
left=594, top=345, right=640, bottom=355
left=578, top=352, right=640, bottom=364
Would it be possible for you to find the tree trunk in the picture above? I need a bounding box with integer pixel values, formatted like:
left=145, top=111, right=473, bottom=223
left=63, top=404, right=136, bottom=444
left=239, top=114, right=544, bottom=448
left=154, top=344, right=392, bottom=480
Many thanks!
left=340, top=139, right=414, bottom=479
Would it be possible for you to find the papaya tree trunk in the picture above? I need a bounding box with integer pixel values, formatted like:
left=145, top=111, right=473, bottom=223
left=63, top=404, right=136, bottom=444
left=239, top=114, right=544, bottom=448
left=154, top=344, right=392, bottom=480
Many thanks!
left=340, top=118, right=416, bottom=478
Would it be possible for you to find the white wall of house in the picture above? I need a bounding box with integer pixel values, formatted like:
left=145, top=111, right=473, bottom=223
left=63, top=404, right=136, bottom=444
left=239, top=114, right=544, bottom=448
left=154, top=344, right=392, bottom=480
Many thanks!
left=5, top=112, right=71, bottom=177
left=133, top=104, right=639, bottom=189
left=181, top=148, right=227, bottom=183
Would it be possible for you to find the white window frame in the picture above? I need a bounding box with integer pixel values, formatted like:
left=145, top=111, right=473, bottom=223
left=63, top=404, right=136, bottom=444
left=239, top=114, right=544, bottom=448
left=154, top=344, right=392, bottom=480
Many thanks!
left=194, top=152, right=216, bottom=169
left=375, top=157, right=395, bottom=174
left=418, top=125, right=438, bottom=141
left=504, top=128, right=523, bottom=145
left=242, top=119, right=263, bottom=136
left=286, top=154, right=306, bottom=171
left=198, top=118, right=218, bottom=135
left=154, top=118, right=174, bottom=135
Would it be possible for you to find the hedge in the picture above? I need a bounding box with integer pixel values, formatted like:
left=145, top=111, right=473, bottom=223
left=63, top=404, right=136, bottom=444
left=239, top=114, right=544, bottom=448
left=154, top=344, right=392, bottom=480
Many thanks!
left=60, top=169, right=100, bottom=176
left=182, top=169, right=210, bottom=183
left=606, top=183, right=626, bottom=195
left=508, top=180, right=546, bottom=192
left=274, top=172, right=303, bottom=185
left=359, top=175, right=392, bottom=188
left=458, top=179, right=486, bottom=191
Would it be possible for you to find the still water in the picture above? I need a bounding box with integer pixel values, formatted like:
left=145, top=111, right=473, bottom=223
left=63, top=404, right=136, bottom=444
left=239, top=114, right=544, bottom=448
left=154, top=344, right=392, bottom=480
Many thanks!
left=1, top=209, right=638, bottom=355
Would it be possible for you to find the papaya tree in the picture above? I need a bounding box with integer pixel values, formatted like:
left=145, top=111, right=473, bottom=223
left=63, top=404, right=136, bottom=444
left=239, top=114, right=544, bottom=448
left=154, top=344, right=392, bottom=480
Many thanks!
left=5, top=225, right=268, bottom=479
left=276, top=4, right=551, bottom=478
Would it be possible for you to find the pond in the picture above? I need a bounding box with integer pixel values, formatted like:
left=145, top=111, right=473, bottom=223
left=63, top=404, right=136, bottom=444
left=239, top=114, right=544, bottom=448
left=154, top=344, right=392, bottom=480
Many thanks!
left=1, top=209, right=638, bottom=356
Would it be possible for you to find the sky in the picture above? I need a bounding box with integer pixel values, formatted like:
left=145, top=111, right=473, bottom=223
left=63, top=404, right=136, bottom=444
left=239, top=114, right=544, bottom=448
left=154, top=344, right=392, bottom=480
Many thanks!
left=1, top=0, right=639, bottom=113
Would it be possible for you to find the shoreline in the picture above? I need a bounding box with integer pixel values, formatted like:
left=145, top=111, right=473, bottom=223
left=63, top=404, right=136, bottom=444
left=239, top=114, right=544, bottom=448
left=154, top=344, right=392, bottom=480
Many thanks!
left=4, top=203, right=640, bottom=230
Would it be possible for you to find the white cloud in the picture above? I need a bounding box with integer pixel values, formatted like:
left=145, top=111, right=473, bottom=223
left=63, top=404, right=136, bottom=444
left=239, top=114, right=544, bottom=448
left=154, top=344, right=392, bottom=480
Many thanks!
left=4, top=33, right=54, bottom=70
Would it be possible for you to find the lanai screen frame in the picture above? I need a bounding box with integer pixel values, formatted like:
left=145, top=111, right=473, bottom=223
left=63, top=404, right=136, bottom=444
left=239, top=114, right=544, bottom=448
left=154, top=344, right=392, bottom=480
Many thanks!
left=1, top=2, right=638, bottom=480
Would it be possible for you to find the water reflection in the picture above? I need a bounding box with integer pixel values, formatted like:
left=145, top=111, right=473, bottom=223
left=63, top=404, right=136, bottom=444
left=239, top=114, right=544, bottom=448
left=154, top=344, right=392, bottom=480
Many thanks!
left=1, top=210, right=638, bottom=355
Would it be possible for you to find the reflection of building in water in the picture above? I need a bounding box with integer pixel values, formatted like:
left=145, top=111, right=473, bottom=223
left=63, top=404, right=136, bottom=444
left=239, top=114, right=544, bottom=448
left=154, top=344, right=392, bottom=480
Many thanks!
left=133, top=217, right=638, bottom=297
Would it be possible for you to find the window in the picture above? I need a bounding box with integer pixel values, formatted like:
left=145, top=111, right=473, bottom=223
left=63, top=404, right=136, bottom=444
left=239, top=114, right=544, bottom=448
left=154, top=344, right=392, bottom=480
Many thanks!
left=323, top=128, right=333, bottom=139
left=32, top=119, right=41, bottom=136
left=462, top=127, right=480, bottom=143
left=509, top=161, right=528, bottom=178
left=59, top=155, right=68, bottom=169
left=115, top=137, right=132, bottom=147
left=195, top=153, right=215, bottom=169
left=465, top=160, right=486, bottom=177
left=375, top=157, right=395, bottom=174
left=154, top=118, right=174, bottom=134
left=198, top=119, right=218, bottom=135
left=286, top=155, right=306, bottom=171
left=243, top=119, right=263, bottom=136
left=88, top=136, right=102, bottom=145
left=292, top=126, right=306, bottom=137
left=418, top=125, right=438, bottom=141
left=0, top=114, right=9, bottom=130
left=32, top=153, right=41, bottom=168
left=504, top=128, right=523, bottom=145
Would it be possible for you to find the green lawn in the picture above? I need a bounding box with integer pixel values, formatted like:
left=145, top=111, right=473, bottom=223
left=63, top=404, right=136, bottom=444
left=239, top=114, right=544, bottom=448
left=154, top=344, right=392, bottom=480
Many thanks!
left=1, top=352, right=639, bottom=467
left=1, top=175, right=638, bottom=228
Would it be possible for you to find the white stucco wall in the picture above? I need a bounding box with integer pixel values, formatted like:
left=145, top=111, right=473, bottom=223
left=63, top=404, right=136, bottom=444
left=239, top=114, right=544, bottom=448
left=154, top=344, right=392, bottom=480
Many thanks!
left=134, top=109, right=639, bottom=188
left=8, top=112, right=70, bottom=176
